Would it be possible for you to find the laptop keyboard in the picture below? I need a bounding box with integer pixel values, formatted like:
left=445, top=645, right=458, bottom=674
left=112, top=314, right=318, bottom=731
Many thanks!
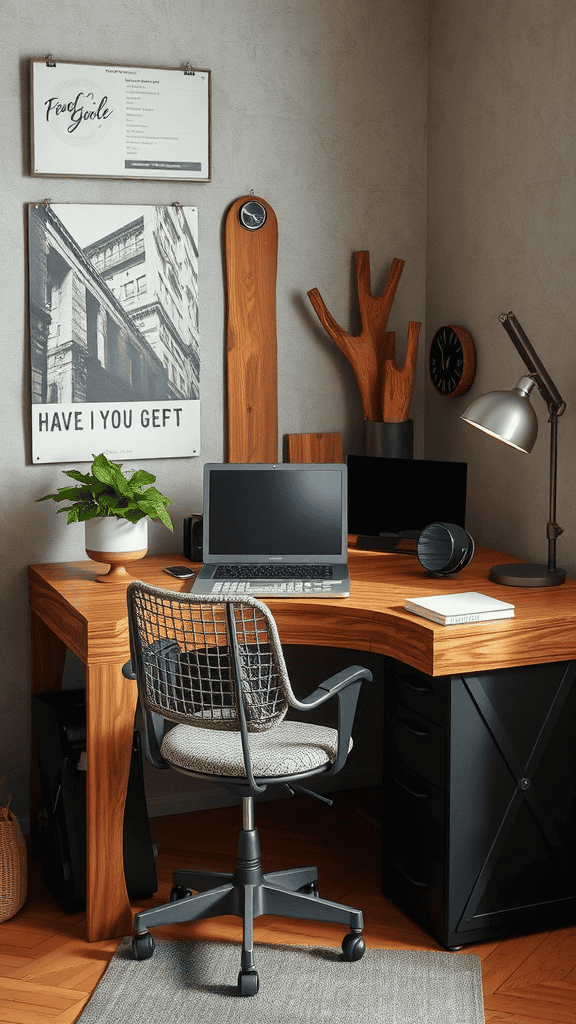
left=214, top=564, right=334, bottom=580
left=211, top=580, right=338, bottom=595
left=210, top=564, right=341, bottom=596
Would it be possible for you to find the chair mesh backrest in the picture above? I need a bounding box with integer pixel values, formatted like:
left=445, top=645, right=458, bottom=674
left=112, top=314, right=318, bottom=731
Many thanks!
left=128, top=583, right=292, bottom=733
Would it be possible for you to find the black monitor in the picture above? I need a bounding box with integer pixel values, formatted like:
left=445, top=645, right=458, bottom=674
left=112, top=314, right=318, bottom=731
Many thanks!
left=347, top=455, right=467, bottom=544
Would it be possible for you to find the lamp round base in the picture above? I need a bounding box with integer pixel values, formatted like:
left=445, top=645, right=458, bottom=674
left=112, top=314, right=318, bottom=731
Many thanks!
left=489, top=562, right=566, bottom=587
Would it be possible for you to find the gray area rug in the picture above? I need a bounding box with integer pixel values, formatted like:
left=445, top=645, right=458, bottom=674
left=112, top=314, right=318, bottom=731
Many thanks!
left=78, top=938, right=484, bottom=1023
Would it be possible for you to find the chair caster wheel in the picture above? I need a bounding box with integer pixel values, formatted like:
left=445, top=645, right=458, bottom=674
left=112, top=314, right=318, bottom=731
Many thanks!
left=170, top=884, right=189, bottom=902
left=342, top=931, right=365, bottom=961
left=132, top=932, right=155, bottom=960
left=238, top=969, right=259, bottom=996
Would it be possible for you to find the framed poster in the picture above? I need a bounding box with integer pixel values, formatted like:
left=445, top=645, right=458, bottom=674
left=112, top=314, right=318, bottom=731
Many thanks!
left=29, top=202, right=201, bottom=463
left=30, top=59, right=211, bottom=181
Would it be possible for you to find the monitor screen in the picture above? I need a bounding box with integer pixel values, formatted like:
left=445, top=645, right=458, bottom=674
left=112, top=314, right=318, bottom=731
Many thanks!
left=203, top=464, right=347, bottom=560
left=347, top=455, right=467, bottom=536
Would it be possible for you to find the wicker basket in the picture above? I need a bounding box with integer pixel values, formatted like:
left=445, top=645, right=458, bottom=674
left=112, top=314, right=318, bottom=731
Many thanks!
left=0, top=805, right=27, bottom=922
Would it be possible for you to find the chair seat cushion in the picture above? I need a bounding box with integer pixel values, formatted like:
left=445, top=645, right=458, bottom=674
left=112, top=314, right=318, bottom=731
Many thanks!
left=160, top=721, right=351, bottom=778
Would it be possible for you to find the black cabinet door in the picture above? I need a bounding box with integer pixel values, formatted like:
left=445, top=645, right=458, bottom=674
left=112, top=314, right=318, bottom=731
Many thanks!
left=383, top=658, right=576, bottom=948
left=447, top=661, right=576, bottom=945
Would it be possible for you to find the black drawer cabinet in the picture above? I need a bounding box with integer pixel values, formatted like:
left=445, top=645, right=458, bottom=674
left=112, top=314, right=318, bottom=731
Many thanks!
left=390, top=765, right=445, bottom=927
left=382, top=658, right=576, bottom=948
left=391, top=707, right=446, bottom=790
left=388, top=663, right=449, bottom=727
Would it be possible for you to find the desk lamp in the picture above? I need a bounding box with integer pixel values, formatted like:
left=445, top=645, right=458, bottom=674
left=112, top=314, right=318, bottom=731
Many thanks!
left=461, top=311, right=566, bottom=587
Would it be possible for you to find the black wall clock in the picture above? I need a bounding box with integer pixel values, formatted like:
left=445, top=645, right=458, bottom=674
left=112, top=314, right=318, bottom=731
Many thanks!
left=429, top=325, right=476, bottom=398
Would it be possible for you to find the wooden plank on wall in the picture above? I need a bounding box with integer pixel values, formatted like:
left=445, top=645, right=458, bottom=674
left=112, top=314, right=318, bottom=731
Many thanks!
left=225, top=196, right=278, bottom=463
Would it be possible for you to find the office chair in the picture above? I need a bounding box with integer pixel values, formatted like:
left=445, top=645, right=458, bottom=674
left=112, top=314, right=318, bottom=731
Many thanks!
left=122, top=581, right=372, bottom=996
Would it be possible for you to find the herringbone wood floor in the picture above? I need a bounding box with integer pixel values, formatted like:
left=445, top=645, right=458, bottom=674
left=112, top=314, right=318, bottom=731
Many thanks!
left=0, top=789, right=574, bottom=1023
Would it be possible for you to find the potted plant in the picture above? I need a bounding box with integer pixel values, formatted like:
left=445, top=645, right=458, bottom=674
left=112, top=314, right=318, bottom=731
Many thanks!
left=38, top=453, right=174, bottom=583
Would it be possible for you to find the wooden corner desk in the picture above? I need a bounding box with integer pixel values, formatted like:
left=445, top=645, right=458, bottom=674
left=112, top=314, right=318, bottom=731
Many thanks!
left=29, top=545, right=576, bottom=945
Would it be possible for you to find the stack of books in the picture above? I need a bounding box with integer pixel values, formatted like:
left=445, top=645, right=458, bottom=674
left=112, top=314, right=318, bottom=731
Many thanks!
left=404, top=591, right=515, bottom=626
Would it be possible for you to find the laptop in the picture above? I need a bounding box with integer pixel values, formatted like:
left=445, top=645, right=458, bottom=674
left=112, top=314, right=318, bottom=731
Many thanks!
left=190, top=463, right=350, bottom=598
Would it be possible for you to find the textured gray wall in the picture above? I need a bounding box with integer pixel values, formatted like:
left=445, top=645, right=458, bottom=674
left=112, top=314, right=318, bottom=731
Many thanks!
left=425, top=1, right=576, bottom=574
left=2, top=0, right=428, bottom=822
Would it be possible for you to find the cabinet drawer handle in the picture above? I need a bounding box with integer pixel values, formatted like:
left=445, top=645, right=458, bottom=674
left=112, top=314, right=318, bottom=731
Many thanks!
left=398, top=717, right=430, bottom=737
left=393, top=775, right=430, bottom=801
left=400, top=676, right=433, bottom=694
left=395, top=861, right=429, bottom=888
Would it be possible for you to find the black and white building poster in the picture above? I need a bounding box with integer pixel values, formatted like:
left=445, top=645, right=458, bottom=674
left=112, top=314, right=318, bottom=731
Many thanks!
left=29, top=203, right=200, bottom=463
left=31, top=60, right=211, bottom=181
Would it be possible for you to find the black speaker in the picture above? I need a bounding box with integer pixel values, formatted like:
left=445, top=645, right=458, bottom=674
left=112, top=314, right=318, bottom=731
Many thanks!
left=31, top=689, right=157, bottom=912
left=417, top=522, right=475, bottom=577
left=183, top=514, right=203, bottom=561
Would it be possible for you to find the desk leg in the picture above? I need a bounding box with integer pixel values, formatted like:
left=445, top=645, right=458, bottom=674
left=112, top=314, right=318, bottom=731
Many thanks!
left=30, top=610, right=68, bottom=694
left=85, top=660, right=137, bottom=942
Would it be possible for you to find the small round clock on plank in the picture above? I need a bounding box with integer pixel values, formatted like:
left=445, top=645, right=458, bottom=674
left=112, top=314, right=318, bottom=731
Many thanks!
left=429, top=325, right=476, bottom=397
left=239, top=199, right=267, bottom=231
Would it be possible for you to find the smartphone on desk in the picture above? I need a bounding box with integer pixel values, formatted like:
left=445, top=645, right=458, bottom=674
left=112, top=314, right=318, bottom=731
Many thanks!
left=163, top=565, right=197, bottom=580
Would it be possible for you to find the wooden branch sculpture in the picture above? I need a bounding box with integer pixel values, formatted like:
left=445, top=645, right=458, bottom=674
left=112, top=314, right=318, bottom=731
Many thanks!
left=307, top=252, right=420, bottom=422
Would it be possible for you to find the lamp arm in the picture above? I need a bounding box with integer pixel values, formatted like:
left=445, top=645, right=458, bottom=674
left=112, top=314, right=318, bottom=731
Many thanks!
left=547, top=408, right=563, bottom=574
left=499, top=312, right=565, bottom=415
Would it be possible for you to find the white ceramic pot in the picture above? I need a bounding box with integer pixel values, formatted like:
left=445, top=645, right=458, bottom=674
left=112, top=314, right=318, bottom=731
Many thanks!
left=85, top=517, right=148, bottom=583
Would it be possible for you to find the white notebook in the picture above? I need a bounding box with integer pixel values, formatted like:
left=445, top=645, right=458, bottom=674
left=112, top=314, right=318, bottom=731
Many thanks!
left=405, top=591, right=515, bottom=625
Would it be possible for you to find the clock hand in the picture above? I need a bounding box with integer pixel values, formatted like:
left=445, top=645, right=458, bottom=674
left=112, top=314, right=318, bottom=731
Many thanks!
left=437, top=337, right=446, bottom=369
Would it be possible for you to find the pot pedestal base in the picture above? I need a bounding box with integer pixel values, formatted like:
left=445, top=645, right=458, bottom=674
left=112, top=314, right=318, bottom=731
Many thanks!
left=86, top=548, right=148, bottom=583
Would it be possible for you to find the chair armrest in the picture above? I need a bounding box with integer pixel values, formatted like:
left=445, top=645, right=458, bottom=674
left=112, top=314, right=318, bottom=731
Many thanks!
left=292, top=666, right=373, bottom=710
left=291, top=666, right=373, bottom=777
left=122, top=660, right=171, bottom=770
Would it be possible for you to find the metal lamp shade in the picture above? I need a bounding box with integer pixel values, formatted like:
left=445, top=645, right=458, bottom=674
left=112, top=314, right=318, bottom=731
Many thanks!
left=461, top=376, right=539, bottom=453
left=459, top=312, right=566, bottom=588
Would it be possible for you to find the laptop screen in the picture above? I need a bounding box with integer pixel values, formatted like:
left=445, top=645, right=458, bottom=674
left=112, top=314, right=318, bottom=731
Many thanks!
left=203, top=463, right=348, bottom=563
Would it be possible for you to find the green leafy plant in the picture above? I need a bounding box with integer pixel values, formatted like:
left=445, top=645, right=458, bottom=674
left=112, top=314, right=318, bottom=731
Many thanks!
left=37, top=453, right=174, bottom=531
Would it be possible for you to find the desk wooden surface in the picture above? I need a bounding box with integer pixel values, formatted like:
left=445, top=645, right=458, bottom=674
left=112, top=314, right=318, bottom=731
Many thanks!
left=30, top=543, right=576, bottom=678
left=28, top=544, right=576, bottom=942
